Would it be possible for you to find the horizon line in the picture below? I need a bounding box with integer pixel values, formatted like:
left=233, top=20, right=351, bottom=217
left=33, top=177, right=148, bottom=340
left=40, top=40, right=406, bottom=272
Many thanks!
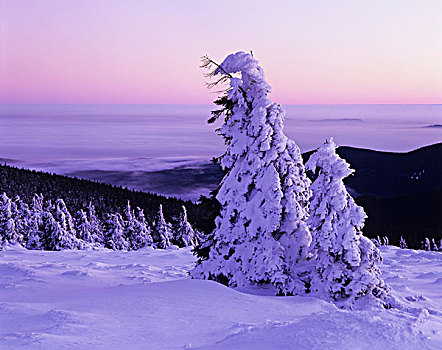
left=1, top=103, right=441, bottom=106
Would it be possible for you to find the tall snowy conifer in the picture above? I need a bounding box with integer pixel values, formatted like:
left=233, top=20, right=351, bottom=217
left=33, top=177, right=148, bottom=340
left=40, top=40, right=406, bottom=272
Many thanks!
left=41, top=211, right=80, bottom=250
left=76, top=209, right=100, bottom=246
left=174, top=206, right=198, bottom=247
left=53, top=199, right=82, bottom=249
left=422, top=238, right=431, bottom=251
left=399, top=236, right=407, bottom=249
left=192, top=52, right=311, bottom=294
left=306, top=139, right=388, bottom=307
left=123, top=202, right=138, bottom=250
left=87, top=202, right=104, bottom=244
left=54, top=199, right=76, bottom=235
left=0, top=193, right=17, bottom=246
left=12, top=196, right=29, bottom=245
left=26, top=194, right=44, bottom=250
left=105, top=213, right=129, bottom=250
left=132, top=208, right=153, bottom=249
left=152, top=205, right=173, bottom=249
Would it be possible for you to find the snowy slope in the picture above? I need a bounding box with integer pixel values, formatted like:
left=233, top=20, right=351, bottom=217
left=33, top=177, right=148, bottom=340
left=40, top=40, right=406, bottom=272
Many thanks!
left=0, top=245, right=441, bottom=349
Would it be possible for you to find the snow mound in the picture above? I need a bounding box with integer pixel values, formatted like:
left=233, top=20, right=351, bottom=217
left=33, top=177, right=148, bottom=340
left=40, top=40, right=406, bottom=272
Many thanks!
left=0, top=246, right=440, bottom=349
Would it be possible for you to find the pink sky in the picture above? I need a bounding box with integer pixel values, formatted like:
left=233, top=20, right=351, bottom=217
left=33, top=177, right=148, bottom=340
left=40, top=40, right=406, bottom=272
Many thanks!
left=1, top=0, right=441, bottom=104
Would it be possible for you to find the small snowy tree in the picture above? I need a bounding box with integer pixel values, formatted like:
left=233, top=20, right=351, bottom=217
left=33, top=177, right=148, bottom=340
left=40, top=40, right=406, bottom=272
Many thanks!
left=0, top=193, right=20, bottom=246
left=437, top=239, right=442, bottom=252
left=399, top=236, right=407, bottom=249
left=25, top=194, right=44, bottom=250
left=372, top=236, right=382, bottom=247
left=431, top=238, right=438, bottom=252
left=54, top=199, right=76, bottom=235
left=105, top=213, right=129, bottom=250
left=41, top=211, right=79, bottom=250
left=87, top=202, right=104, bottom=245
left=12, top=196, right=30, bottom=246
left=422, top=238, right=431, bottom=251
left=123, top=202, right=138, bottom=250
left=306, top=139, right=388, bottom=307
left=52, top=199, right=82, bottom=249
left=152, top=205, right=173, bottom=249
left=192, top=52, right=311, bottom=294
left=76, top=209, right=100, bottom=247
left=173, top=206, right=198, bottom=247
left=132, top=208, right=153, bottom=249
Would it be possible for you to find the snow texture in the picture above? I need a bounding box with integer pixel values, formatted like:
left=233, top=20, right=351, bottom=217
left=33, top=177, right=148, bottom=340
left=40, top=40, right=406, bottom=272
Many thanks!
left=193, top=52, right=311, bottom=295
left=0, top=245, right=440, bottom=349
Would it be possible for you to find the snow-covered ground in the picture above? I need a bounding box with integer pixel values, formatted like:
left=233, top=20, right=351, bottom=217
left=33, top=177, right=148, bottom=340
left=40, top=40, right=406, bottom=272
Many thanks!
left=0, top=245, right=441, bottom=349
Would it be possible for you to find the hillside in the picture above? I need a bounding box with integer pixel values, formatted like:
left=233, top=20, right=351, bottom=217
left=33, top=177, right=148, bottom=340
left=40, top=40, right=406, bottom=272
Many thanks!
left=334, top=143, right=442, bottom=197
left=0, top=164, right=219, bottom=235
left=1, top=143, right=441, bottom=248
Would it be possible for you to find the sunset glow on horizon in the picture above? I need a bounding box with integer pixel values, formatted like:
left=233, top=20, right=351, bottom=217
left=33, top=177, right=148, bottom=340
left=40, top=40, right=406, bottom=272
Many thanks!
left=1, top=0, right=441, bottom=105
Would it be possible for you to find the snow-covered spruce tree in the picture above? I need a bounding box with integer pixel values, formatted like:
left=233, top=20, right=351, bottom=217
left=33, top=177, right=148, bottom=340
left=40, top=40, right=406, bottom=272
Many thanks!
left=105, top=213, right=129, bottom=250
left=306, top=139, right=389, bottom=307
left=86, top=202, right=104, bottom=245
left=191, top=52, right=311, bottom=294
left=399, top=236, right=407, bottom=249
left=132, top=207, right=153, bottom=249
left=54, top=199, right=76, bottom=236
left=26, top=194, right=44, bottom=250
left=0, top=193, right=19, bottom=246
left=152, top=205, right=173, bottom=249
left=422, top=238, right=431, bottom=251
left=76, top=209, right=101, bottom=247
left=41, top=210, right=80, bottom=250
left=372, top=236, right=382, bottom=247
left=53, top=199, right=82, bottom=249
left=431, top=239, right=439, bottom=252
left=12, top=196, right=30, bottom=246
left=123, top=202, right=141, bottom=250
left=173, top=206, right=198, bottom=247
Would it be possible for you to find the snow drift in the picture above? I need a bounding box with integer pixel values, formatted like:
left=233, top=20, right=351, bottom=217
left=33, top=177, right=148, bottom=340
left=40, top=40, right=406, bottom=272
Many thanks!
left=0, top=245, right=441, bottom=349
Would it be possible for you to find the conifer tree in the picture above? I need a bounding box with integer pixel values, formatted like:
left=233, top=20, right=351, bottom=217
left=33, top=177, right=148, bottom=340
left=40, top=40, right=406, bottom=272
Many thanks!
left=12, top=196, right=29, bottom=246
left=399, top=236, right=407, bottom=249
left=192, top=52, right=311, bottom=294
left=431, top=238, right=438, bottom=251
left=26, top=194, right=44, bottom=250
left=173, top=206, right=197, bottom=247
left=41, top=211, right=80, bottom=250
left=53, top=198, right=82, bottom=249
left=0, top=193, right=19, bottom=246
left=105, top=213, right=129, bottom=250
left=306, top=139, right=389, bottom=307
left=422, top=238, right=431, bottom=251
left=132, top=207, right=153, bottom=249
left=86, top=202, right=104, bottom=245
left=54, top=199, right=76, bottom=236
left=123, top=201, right=137, bottom=250
left=152, top=205, right=173, bottom=249
left=76, top=209, right=98, bottom=246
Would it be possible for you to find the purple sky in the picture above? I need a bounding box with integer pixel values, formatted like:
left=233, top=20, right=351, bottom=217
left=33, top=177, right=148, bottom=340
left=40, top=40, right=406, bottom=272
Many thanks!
left=1, top=0, right=441, bottom=104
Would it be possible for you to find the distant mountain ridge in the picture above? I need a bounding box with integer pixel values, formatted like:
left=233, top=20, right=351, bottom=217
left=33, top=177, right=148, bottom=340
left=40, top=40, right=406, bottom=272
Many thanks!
left=333, top=143, right=442, bottom=197
left=60, top=143, right=442, bottom=201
